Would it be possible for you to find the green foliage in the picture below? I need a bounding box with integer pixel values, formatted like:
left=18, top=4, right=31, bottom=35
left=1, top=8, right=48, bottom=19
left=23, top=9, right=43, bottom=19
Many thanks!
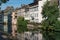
left=17, top=17, right=28, bottom=33
left=0, top=0, right=9, bottom=5
left=0, top=0, right=9, bottom=10
left=41, top=1, right=59, bottom=40
left=1, top=0, right=9, bottom=3
left=53, top=21, right=60, bottom=31
left=42, top=1, right=59, bottom=30
left=1, top=0, right=8, bottom=3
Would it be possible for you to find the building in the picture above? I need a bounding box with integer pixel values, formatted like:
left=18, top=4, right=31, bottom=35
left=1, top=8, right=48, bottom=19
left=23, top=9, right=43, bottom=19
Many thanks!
left=4, top=6, right=17, bottom=37
left=17, top=0, right=49, bottom=23
left=17, top=0, right=58, bottom=23
left=59, top=0, right=60, bottom=13
left=16, top=8, right=25, bottom=17
left=0, top=11, right=4, bottom=31
left=15, top=0, right=52, bottom=29
left=16, top=0, right=50, bottom=29
left=4, top=13, right=8, bottom=32
left=4, top=6, right=14, bottom=34
left=24, top=31, right=42, bottom=40
left=17, top=31, right=43, bottom=40
left=8, top=11, right=12, bottom=34
left=11, top=12, right=17, bottom=37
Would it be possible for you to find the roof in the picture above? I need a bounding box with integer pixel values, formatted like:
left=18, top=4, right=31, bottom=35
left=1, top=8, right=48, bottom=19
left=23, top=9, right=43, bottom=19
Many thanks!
left=29, top=1, right=38, bottom=7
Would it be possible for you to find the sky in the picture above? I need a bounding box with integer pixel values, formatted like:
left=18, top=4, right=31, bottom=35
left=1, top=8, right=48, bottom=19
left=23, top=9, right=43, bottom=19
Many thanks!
left=1, top=0, right=33, bottom=10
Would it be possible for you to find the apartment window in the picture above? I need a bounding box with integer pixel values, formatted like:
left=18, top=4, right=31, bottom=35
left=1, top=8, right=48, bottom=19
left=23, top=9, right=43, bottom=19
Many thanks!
left=17, top=12, right=21, bottom=16
left=25, top=12, right=29, bottom=17
left=15, top=13, right=17, bottom=14
left=0, top=15, right=2, bottom=18
left=15, top=16, right=17, bottom=18
left=34, top=13, right=38, bottom=17
left=14, top=16, right=17, bottom=19
left=29, top=7, right=38, bottom=12
left=59, top=0, right=60, bottom=6
left=35, top=19, right=39, bottom=22
left=30, top=14, right=34, bottom=20
left=36, top=13, right=38, bottom=17
left=25, top=38, right=28, bottom=40
left=34, top=7, right=38, bottom=11
left=29, top=8, right=33, bottom=12
left=0, top=19, right=2, bottom=21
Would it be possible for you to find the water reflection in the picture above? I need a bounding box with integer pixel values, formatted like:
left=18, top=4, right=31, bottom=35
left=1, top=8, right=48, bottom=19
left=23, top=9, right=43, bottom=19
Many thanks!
left=43, top=31, right=60, bottom=40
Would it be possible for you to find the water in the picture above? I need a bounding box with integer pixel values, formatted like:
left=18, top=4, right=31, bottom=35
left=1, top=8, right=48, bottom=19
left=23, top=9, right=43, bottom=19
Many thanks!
left=55, top=32, right=60, bottom=40
left=43, top=31, right=60, bottom=40
left=0, top=32, right=7, bottom=40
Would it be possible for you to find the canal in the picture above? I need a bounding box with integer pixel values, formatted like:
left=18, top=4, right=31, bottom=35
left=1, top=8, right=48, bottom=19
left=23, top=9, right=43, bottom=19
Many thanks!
left=43, top=31, right=60, bottom=40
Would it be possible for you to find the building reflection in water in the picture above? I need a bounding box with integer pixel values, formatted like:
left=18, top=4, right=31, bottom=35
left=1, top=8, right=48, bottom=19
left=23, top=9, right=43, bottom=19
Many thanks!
left=4, top=11, right=12, bottom=35
left=8, top=12, right=12, bottom=34
left=4, top=15, right=8, bottom=32
left=0, top=11, right=4, bottom=31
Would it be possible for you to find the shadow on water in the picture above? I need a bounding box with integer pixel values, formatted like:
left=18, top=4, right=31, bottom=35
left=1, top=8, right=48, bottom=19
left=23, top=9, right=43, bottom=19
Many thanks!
left=43, top=30, right=60, bottom=40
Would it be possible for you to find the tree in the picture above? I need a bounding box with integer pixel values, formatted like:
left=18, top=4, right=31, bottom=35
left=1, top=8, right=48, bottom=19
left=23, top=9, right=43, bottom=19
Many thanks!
left=41, top=1, right=59, bottom=40
left=0, top=0, right=9, bottom=10
left=17, top=17, right=28, bottom=33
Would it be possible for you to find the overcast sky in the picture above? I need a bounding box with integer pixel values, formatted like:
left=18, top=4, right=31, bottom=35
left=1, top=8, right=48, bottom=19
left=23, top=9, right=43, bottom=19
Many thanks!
left=1, top=0, right=33, bottom=10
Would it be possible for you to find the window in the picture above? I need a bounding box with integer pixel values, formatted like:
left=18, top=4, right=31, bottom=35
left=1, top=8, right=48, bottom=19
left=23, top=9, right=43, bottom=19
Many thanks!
left=34, top=7, right=38, bottom=11
left=0, top=16, right=2, bottom=18
left=29, top=8, right=33, bottom=12
left=25, top=12, right=29, bottom=17
left=34, top=13, right=38, bottom=17
left=14, top=16, right=17, bottom=19
left=35, top=19, right=39, bottom=22
left=17, top=12, right=21, bottom=16
left=37, top=13, right=38, bottom=17
left=15, top=16, right=17, bottom=18
left=29, top=7, right=38, bottom=12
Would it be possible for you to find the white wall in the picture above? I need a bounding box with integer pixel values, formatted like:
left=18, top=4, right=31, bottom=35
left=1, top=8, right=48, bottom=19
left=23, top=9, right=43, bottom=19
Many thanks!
left=38, top=0, right=47, bottom=23
left=24, top=31, right=43, bottom=40
left=24, top=11, right=31, bottom=20
left=4, top=16, right=8, bottom=32
left=24, top=0, right=47, bottom=23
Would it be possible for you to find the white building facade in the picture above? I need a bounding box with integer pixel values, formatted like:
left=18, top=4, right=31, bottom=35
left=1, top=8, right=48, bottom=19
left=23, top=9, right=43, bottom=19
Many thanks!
left=11, top=12, right=17, bottom=37
left=24, top=0, right=50, bottom=23
left=17, top=0, right=51, bottom=23
left=24, top=31, right=43, bottom=40
left=4, top=15, right=8, bottom=32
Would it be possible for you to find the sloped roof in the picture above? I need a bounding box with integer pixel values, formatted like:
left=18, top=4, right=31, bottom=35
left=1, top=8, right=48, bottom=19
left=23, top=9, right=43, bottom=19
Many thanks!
left=29, top=2, right=38, bottom=7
